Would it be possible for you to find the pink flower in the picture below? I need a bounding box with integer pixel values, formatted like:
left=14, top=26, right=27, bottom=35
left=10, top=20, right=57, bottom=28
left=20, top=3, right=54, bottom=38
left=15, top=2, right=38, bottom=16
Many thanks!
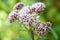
left=30, top=2, right=45, bottom=13
left=35, top=22, right=51, bottom=36
left=8, top=2, right=51, bottom=37
left=13, top=2, right=24, bottom=10
left=8, top=10, right=18, bottom=23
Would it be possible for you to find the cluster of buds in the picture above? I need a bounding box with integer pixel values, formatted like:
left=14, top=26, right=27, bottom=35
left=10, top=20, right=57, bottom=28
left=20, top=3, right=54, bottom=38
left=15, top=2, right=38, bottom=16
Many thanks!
left=8, top=2, right=51, bottom=37
left=8, top=10, right=18, bottom=23
left=13, top=2, right=24, bottom=10
left=35, top=22, right=51, bottom=36
left=30, top=2, right=45, bottom=13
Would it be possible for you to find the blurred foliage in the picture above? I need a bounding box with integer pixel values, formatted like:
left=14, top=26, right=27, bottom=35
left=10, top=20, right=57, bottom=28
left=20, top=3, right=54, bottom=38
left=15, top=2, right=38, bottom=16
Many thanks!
left=0, top=0, right=60, bottom=40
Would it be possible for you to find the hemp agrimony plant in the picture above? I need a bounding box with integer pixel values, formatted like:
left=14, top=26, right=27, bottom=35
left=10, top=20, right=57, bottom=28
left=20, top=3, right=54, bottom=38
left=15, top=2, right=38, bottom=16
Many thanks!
left=8, top=2, right=51, bottom=40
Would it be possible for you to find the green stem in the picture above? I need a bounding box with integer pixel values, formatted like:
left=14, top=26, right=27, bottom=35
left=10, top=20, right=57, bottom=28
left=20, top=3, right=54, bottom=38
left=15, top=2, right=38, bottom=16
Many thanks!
left=30, top=28, right=34, bottom=40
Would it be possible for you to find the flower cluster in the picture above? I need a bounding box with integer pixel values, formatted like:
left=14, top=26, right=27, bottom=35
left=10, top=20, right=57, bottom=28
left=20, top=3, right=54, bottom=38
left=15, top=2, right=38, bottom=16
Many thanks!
left=30, top=2, right=45, bottom=13
left=8, top=2, right=51, bottom=37
left=8, top=10, right=18, bottom=23
left=35, top=22, right=51, bottom=36
left=13, top=2, right=24, bottom=10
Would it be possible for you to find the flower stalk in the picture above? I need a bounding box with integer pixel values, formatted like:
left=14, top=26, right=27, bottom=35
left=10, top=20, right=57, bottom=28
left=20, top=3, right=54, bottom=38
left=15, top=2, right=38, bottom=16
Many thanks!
left=30, top=27, right=34, bottom=40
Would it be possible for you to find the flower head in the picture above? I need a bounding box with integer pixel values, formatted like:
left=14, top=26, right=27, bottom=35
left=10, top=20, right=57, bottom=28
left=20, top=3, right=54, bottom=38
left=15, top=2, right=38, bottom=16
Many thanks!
left=8, top=2, right=51, bottom=37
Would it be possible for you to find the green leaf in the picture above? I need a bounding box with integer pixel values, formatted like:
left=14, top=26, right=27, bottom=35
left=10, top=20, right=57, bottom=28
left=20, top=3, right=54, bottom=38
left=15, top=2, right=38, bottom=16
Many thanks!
left=37, top=37, right=47, bottom=40
left=50, top=27, right=58, bottom=40
left=13, top=38, right=31, bottom=40
left=53, top=24, right=60, bottom=32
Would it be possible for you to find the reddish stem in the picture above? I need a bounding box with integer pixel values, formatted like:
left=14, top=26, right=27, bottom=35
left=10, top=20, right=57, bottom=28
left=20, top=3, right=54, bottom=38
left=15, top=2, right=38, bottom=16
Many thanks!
left=30, top=28, right=34, bottom=40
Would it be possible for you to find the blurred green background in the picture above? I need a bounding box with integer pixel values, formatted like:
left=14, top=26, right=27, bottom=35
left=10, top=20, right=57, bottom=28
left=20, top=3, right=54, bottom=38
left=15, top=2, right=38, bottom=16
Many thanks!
left=0, top=0, right=60, bottom=40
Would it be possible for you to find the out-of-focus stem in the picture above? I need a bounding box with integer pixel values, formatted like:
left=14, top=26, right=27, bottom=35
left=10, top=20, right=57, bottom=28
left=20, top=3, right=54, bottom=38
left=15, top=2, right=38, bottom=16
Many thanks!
left=30, top=26, right=34, bottom=40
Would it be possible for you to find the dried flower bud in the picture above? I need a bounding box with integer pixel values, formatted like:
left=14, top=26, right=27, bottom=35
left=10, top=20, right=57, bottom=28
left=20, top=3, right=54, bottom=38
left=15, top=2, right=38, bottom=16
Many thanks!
left=13, top=2, right=24, bottom=10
